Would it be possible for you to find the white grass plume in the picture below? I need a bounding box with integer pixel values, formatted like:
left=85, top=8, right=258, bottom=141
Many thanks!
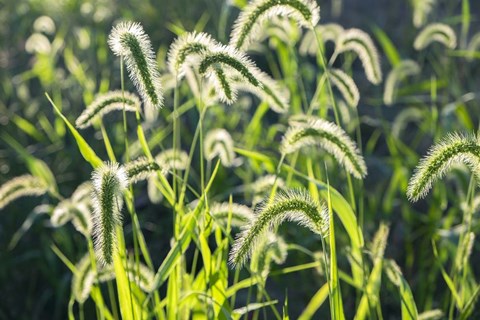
left=229, top=188, right=328, bottom=268
left=51, top=200, right=74, bottom=227
left=124, top=157, right=166, bottom=184
left=108, top=21, right=163, bottom=113
left=209, top=202, right=254, bottom=228
left=230, top=0, right=320, bottom=51
left=413, top=23, right=457, bottom=50
left=328, top=68, right=360, bottom=108
left=335, top=28, right=382, bottom=84
left=383, top=60, right=420, bottom=106
left=281, top=118, right=367, bottom=179
left=407, top=133, right=480, bottom=202
left=0, top=175, right=47, bottom=210
left=412, top=0, right=436, bottom=28
left=91, top=162, right=128, bottom=265
left=155, top=148, right=189, bottom=171
left=75, top=91, right=140, bottom=129
left=167, top=31, right=219, bottom=78
left=299, top=23, right=344, bottom=56
left=72, top=254, right=96, bottom=303
left=126, top=258, right=155, bottom=293
left=250, top=232, right=287, bottom=278
left=204, top=128, right=236, bottom=167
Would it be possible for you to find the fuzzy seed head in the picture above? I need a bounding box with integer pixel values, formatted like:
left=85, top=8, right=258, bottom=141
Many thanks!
left=155, top=148, right=189, bottom=171
left=76, top=91, right=140, bottom=129
left=167, top=31, right=219, bottom=78
left=0, top=175, right=47, bottom=210
left=370, top=222, right=389, bottom=261
left=126, top=258, right=155, bottom=293
left=230, top=0, right=320, bottom=51
left=108, top=21, right=163, bottom=112
left=209, top=202, right=254, bottom=228
left=51, top=200, right=74, bottom=227
left=300, top=23, right=344, bottom=56
left=383, top=60, right=420, bottom=106
left=328, top=68, right=360, bottom=108
left=335, top=28, right=382, bottom=84
left=91, top=162, right=128, bottom=265
left=467, top=32, right=480, bottom=61
left=229, top=188, right=328, bottom=268
left=204, top=128, right=236, bottom=167
left=124, top=157, right=166, bottom=184
left=407, top=133, right=480, bottom=202
left=414, top=23, right=457, bottom=50
left=281, top=118, right=367, bottom=179
left=412, top=0, right=436, bottom=28
left=72, top=254, right=96, bottom=303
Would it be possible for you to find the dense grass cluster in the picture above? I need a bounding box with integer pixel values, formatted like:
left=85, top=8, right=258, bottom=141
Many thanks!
left=1, top=0, right=480, bottom=319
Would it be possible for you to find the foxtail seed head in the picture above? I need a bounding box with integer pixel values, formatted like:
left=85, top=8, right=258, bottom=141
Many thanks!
left=229, top=188, right=328, bottom=268
left=75, top=91, right=140, bottom=129
left=299, top=23, right=344, bottom=56
left=209, top=202, right=254, bottom=228
left=281, top=118, right=367, bottom=179
left=335, top=28, right=382, bottom=84
left=108, top=22, right=163, bottom=113
left=413, top=23, right=457, bottom=50
left=155, top=148, right=189, bottom=171
left=328, top=68, right=360, bottom=108
left=0, top=175, right=47, bottom=210
left=230, top=0, right=320, bottom=51
left=91, top=162, right=128, bottom=265
left=412, top=0, right=436, bottom=28
left=407, top=133, right=480, bottom=202
left=204, top=128, right=236, bottom=167
left=124, top=157, right=166, bottom=184
left=383, top=60, right=420, bottom=106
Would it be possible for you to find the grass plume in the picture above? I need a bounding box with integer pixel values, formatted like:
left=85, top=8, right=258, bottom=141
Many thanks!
left=0, top=175, right=47, bottom=210
left=413, top=23, right=457, bottom=50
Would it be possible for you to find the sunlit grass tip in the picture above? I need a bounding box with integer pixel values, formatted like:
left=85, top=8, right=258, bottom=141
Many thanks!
left=412, top=0, right=436, bottom=28
left=204, top=128, right=236, bottom=167
left=328, top=68, right=360, bottom=108
left=383, top=60, right=420, bottom=106
left=155, top=148, right=189, bottom=171
left=407, top=133, right=480, bottom=202
left=229, top=0, right=320, bottom=51
left=299, top=23, right=344, bottom=56
left=91, top=162, right=128, bottom=265
left=0, top=175, right=48, bottom=210
left=413, top=23, right=457, bottom=50
left=281, top=118, right=367, bottom=179
left=167, top=31, right=219, bottom=78
left=335, top=28, right=382, bottom=84
left=229, top=188, right=328, bottom=268
left=209, top=202, right=254, bottom=228
left=75, top=91, right=140, bottom=129
left=108, top=21, right=163, bottom=111
left=124, top=157, right=166, bottom=184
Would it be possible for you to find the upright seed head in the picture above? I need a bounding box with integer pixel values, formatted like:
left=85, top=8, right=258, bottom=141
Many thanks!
left=91, top=162, right=128, bottom=265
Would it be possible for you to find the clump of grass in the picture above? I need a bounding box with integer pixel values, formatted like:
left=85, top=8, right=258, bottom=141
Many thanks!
left=281, top=117, right=367, bottom=179
left=0, top=175, right=48, bottom=210
left=91, top=162, right=128, bottom=265
left=229, top=188, right=328, bottom=268
left=334, top=28, right=382, bottom=84
left=75, top=91, right=140, bottom=129
left=407, top=133, right=480, bottom=202
left=230, top=0, right=320, bottom=50
left=413, top=23, right=457, bottom=50
left=108, top=21, right=163, bottom=113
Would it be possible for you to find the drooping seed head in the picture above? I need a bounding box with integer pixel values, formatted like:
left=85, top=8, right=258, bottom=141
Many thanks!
left=125, top=258, right=155, bottom=293
left=418, top=310, right=444, bottom=320
left=370, top=222, right=389, bottom=261
left=72, top=254, right=96, bottom=303
left=467, top=32, right=480, bottom=61
left=204, top=128, right=236, bottom=167
left=407, top=133, right=480, bottom=202
left=75, top=91, right=140, bottom=129
left=384, top=259, right=403, bottom=287
left=167, top=31, right=220, bottom=78
left=412, top=0, right=436, bottom=28
left=230, top=0, right=320, bottom=51
left=70, top=202, right=93, bottom=237
left=0, top=175, right=48, bottom=210
left=155, top=148, right=189, bottom=171
left=51, top=200, right=74, bottom=227
left=250, top=232, right=288, bottom=278
left=299, top=23, right=344, bottom=56
left=335, top=28, right=382, bottom=85
left=124, top=157, right=166, bottom=184
left=383, top=60, right=420, bottom=106
left=229, top=188, right=328, bottom=268
left=91, top=162, right=128, bottom=265
left=328, top=68, right=360, bottom=108
left=209, top=202, right=254, bottom=228
left=281, top=118, right=367, bottom=179
left=413, top=23, right=457, bottom=50
left=108, top=21, right=163, bottom=114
